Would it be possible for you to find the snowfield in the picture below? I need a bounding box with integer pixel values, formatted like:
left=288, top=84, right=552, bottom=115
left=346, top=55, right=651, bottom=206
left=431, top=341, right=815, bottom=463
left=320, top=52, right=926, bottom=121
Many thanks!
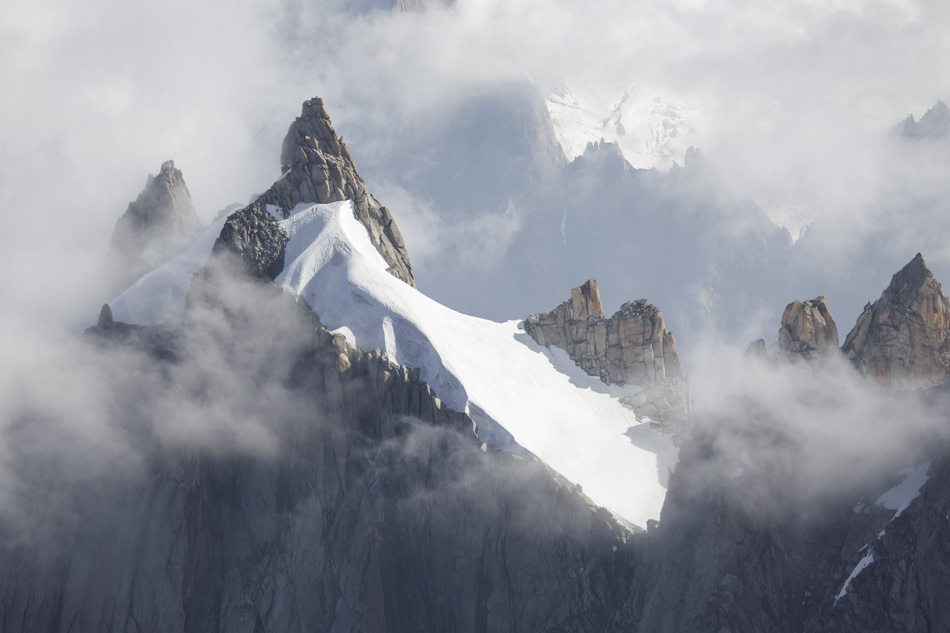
left=110, top=200, right=678, bottom=528
left=875, top=459, right=934, bottom=520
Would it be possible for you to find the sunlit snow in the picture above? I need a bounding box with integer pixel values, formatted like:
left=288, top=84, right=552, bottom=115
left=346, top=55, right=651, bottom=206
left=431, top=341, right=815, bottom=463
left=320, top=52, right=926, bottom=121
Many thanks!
left=108, top=200, right=678, bottom=528
left=110, top=214, right=232, bottom=325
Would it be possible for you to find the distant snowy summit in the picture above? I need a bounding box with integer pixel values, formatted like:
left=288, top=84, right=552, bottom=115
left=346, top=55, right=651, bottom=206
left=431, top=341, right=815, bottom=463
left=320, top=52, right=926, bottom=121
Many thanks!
left=545, top=84, right=699, bottom=170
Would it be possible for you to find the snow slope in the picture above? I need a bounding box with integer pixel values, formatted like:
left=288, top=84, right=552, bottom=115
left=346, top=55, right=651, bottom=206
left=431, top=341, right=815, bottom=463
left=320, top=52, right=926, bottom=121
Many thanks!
left=109, top=213, right=232, bottom=326
left=108, top=200, right=678, bottom=528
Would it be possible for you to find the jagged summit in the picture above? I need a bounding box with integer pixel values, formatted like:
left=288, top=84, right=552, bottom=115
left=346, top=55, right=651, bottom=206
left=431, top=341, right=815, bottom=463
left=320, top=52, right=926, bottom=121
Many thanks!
left=524, top=280, right=691, bottom=432
left=886, top=252, right=933, bottom=302
left=256, top=97, right=415, bottom=287
left=777, top=296, right=839, bottom=362
left=108, top=159, right=200, bottom=290
left=108, top=130, right=677, bottom=527
left=901, top=100, right=950, bottom=140
left=842, top=253, right=950, bottom=386
left=209, top=97, right=415, bottom=286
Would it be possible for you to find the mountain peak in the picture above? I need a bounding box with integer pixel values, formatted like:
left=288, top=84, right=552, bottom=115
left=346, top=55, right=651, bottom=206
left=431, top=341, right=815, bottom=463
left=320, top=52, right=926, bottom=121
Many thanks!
left=842, top=253, right=950, bottom=386
left=108, top=159, right=200, bottom=291
left=254, top=96, right=415, bottom=287
left=901, top=101, right=950, bottom=140
left=777, top=296, right=839, bottom=362
left=279, top=98, right=343, bottom=173
left=887, top=252, right=932, bottom=300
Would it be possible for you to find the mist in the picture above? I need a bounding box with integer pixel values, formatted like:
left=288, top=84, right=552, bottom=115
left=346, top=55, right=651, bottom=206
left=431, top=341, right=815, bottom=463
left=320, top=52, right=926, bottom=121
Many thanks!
left=3, top=0, right=950, bottom=544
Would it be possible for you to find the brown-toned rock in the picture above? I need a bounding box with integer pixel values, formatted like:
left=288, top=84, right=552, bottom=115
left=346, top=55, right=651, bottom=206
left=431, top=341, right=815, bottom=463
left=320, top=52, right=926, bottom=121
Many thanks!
left=257, top=97, right=415, bottom=287
left=842, top=253, right=950, bottom=387
left=777, top=297, right=839, bottom=362
left=524, top=280, right=691, bottom=430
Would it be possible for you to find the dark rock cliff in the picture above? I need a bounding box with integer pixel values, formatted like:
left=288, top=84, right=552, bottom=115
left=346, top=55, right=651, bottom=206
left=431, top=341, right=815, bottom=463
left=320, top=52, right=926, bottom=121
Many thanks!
left=8, top=100, right=950, bottom=633
left=1, top=253, right=638, bottom=633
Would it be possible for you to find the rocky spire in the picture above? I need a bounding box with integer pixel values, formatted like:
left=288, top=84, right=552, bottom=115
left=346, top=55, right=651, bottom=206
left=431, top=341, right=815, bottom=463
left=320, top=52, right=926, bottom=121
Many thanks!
left=842, top=253, right=950, bottom=387
left=777, top=296, right=839, bottom=362
left=108, top=160, right=200, bottom=289
left=901, top=100, right=950, bottom=140
left=524, top=280, right=691, bottom=431
left=256, top=97, right=415, bottom=287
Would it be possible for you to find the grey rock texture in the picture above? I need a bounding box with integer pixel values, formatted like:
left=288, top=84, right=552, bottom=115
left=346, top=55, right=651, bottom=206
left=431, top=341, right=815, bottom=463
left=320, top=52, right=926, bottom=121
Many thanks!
left=901, top=100, right=950, bottom=140
left=778, top=296, right=839, bottom=362
left=634, top=402, right=950, bottom=633
left=524, top=280, right=691, bottom=430
left=11, top=256, right=950, bottom=633
left=109, top=160, right=200, bottom=289
left=3, top=257, right=639, bottom=633
left=842, top=253, right=950, bottom=387
left=258, top=97, right=415, bottom=287
left=809, top=453, right=950, bottom=633
left=211, top=201, right=288, bottom=280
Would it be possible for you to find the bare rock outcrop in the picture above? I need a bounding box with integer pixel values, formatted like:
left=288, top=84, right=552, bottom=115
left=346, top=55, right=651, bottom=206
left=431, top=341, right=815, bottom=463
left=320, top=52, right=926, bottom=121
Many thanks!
left=900, top=100, right=950, bottom=140
left=257, top=97, right=415, bottom=287
left=842, top=253, right=950, bottom=387
left=108, top=160, right=200, bottom=289
left=524, top=279, right=691, bottom=429
left=777, top=296, right=839, bottom=362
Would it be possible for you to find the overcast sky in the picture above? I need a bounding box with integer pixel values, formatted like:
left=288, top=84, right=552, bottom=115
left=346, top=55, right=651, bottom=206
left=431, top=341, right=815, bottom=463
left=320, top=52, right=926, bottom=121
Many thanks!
left=2, top=0, right=949, bottom=330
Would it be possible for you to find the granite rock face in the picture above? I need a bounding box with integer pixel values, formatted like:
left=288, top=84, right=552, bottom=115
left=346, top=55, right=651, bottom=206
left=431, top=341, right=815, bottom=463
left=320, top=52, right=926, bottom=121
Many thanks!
left=842, top=253, right=950, bottom=387
left=109, top=160, right=200, bottom=289
left=635, top=403, right=950, bottom=633
left=211, top=201, right=288, bottom=280
left=524, top=279, right=691, bottom=429
left=777, top=297, right=839, bottom=362
left=257, top=97, right=415, bottom=287
left=809, top=452, right=950, bottom=633
left=3, top=259, right=638, bottom=633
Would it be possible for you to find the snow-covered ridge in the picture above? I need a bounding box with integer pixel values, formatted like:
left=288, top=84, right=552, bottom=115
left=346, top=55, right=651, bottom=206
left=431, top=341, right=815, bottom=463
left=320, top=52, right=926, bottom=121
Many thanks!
left=108, top=200, right=677, bottom=528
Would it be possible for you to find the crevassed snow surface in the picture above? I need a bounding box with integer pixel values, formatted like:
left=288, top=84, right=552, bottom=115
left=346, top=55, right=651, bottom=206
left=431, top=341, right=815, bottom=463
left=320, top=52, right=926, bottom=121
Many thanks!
left=110, top=200, right=677, bottom=527
left=875, top=460, right=934, bottom=519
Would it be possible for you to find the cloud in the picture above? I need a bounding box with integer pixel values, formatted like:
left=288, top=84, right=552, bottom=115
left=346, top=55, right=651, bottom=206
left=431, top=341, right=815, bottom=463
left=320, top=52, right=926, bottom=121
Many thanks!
left=673, top=340, right=950, bottom=523
left=2, top=0, right=950, bottom=541
left=3, top=0, right=949, bottom=330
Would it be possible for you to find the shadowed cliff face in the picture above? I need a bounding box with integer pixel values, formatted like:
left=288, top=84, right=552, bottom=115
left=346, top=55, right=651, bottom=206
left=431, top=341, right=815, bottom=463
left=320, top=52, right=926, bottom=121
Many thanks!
left=0, top=254, right=638, bottom=633
left=8, top=95, right=950, bottom=633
